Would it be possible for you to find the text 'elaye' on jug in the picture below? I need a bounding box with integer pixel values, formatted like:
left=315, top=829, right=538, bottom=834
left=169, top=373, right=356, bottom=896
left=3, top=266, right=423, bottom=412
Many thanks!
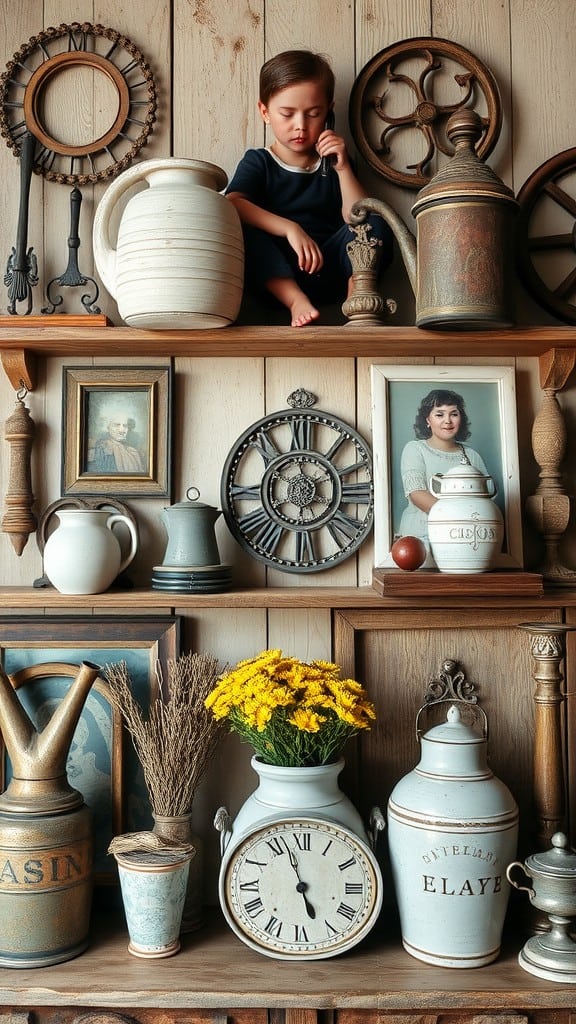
left=387, top=662, right=518, bottom=969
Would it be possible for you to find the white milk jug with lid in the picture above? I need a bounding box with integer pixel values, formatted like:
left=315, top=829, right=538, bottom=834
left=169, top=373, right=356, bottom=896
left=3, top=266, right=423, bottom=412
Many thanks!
left=387, top=678, right=518, bottom=968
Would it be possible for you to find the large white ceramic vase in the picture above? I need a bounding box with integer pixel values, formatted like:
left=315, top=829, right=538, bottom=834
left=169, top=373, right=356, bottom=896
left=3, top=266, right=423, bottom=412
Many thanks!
left=93, top=158, right=244, bottom=329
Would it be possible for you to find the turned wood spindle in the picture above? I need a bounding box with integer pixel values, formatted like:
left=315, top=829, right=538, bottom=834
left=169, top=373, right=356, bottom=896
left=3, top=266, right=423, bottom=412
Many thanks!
left=1, top=385, right=37, bottom=555
left=525, top=348, right=576, bottom=585
left=518, top=622, right=573, bottom=851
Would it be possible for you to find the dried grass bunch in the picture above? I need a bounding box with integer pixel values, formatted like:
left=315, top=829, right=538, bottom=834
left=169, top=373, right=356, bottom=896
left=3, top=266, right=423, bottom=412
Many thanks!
left=106, top=651, right=226, bottom=817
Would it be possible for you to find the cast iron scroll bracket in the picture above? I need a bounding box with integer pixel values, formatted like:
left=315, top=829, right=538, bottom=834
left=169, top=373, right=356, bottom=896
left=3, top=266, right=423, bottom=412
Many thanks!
left=42, top=187, right=101, bottom=315
left=424, top=657, right=479, bottom=707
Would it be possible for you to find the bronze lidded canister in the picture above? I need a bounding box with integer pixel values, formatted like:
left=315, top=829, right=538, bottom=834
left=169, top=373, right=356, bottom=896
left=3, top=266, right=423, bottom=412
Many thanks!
left=0, top=661, right=99, bottom=967
left=411, top=108, right=518, bottom=329
left=350, top=108, right=518, bottom=330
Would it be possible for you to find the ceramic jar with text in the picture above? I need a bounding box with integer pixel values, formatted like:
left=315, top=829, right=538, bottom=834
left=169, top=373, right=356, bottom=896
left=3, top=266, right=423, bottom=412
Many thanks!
left=387, top=700, right=518, bottom=967
left=427, top=462, right=504, bottom=572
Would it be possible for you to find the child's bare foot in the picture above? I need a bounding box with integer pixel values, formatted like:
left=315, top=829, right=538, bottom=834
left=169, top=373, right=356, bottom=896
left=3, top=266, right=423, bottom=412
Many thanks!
left=290, top=299, right=320, bottom=328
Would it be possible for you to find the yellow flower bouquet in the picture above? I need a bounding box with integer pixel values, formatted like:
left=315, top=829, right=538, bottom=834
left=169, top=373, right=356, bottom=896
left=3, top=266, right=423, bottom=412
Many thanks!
left=205, top=648, right=376, bottom=767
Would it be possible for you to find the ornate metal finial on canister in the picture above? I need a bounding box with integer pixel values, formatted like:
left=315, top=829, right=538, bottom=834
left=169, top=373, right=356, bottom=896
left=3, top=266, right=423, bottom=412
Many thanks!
left=387, top=658, right=518, bottom=968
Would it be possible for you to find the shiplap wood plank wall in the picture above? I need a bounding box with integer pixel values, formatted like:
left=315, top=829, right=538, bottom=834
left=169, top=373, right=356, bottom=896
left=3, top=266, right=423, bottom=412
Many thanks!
left=1, top=1, right=576, bottom=898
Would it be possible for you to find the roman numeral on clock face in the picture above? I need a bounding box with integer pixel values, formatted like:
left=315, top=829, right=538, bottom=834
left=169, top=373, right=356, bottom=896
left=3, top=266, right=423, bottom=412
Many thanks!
left=337, top=902, right=356, bottom=921
left=290, top=416, right=312, bottom=451
left=345, top=882, right=364, bottom=894
left=294, top=832, right=312, bottom=851
left=338, top=857, right=357, bottom=871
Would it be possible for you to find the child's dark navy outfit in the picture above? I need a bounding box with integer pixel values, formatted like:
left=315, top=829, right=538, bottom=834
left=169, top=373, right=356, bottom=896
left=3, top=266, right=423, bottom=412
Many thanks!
left=226, top=147, right=392, bottom=305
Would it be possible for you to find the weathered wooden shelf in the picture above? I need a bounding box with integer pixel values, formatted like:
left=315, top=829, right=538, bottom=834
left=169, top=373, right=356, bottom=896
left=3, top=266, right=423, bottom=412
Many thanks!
left=0, top=912, right=573, bottom=1011
left=0, top=585, right=572, bottom=610
left=0, top=319, right=576, bottom=389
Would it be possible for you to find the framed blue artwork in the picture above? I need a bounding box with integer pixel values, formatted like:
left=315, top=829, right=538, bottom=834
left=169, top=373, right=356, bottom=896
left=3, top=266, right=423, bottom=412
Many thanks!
left=0, top=615, right=180, bottom=885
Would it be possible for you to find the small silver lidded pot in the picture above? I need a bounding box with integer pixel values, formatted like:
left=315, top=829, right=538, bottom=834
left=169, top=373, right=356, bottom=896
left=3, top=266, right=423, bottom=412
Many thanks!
left=507, top=833, right=576, bottom=982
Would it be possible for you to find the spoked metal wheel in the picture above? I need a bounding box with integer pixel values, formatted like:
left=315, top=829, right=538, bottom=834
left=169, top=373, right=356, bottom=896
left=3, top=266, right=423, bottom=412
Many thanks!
left=349, top=36, right=502, bottom=189
left=516, top=148, right=576, bottom=324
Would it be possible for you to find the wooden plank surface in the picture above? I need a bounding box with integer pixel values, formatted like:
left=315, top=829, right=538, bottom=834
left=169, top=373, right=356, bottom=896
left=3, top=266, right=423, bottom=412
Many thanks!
left=0, top=325, right=575, bottom=358
left=0, top=912, right=573, bottom=1010
left=0, top=586, right=570, bottom=610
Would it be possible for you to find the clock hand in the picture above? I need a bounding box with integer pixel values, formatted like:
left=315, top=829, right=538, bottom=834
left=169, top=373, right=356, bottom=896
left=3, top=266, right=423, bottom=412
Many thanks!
left=288, top=849, right=316, bottom=919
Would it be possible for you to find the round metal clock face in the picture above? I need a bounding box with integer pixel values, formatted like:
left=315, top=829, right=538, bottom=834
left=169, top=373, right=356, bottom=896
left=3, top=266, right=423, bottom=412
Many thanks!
left=220, top=392, right=374, bottom=573
left=220, top=817, right=382, bottom=960
left=0, top=22, right=157, bottom=185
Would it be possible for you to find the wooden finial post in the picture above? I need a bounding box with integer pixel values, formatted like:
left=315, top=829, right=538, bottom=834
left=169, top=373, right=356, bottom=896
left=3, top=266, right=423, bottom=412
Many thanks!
left=1, top=390, right=37, bottom=555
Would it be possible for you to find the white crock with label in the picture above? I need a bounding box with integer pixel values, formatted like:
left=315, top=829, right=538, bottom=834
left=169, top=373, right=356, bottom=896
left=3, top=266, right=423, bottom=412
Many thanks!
left=427, top=460, right=504, bottom=573
left=387, top=700, right=518, bottom=968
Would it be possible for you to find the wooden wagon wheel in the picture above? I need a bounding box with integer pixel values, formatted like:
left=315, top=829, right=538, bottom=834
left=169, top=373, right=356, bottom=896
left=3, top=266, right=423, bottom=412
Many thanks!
left=349, top=36, right=502, bottom=189
left=516, top=148, right=576, bottom=324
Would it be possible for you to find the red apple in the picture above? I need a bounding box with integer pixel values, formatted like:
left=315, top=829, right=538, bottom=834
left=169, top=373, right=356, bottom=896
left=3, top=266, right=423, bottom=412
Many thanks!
left=390, top=535, right=427, bottom=571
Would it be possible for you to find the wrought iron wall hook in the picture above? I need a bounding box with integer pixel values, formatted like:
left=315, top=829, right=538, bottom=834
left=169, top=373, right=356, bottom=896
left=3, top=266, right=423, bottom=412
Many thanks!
left=42, top=187, right=101, bottom=314
left=4, top=130, right=38, bottom=315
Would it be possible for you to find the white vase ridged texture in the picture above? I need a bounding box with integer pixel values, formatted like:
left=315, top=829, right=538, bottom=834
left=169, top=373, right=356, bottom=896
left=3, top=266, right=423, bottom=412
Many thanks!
left=43, top=509, right=138, bottom=595
left=93, top=158, right=244, bottom=329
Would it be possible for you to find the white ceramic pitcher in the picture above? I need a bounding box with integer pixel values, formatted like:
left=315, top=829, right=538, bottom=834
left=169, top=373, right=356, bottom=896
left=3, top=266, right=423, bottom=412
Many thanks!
left=92, top=158, right=244, bottom=329
left=43, top=508, right=138, bottom=594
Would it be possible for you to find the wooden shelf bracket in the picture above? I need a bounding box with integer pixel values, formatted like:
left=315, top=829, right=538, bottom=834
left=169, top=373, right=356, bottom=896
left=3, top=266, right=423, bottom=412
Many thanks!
left=1, top=348, right=36, bottom=391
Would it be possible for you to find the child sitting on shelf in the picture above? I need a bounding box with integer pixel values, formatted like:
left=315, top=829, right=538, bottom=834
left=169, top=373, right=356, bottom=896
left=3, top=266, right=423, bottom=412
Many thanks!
left=226, top=49, right=392, bottom=327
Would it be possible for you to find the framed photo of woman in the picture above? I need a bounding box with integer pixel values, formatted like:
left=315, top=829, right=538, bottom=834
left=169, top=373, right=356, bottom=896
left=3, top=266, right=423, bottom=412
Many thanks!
left=370, top=364, right=523, bottom=570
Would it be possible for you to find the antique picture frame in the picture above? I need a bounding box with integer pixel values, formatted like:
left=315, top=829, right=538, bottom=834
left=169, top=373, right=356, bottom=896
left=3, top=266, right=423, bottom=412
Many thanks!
left=0, top=615, right=180, bottom=884
left=62, top=365, right=173, bottom=497
left=370, top=364, right=523, bottom=569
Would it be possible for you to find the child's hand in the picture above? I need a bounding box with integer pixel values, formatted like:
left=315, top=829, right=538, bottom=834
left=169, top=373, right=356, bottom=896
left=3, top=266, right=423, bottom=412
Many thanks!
left=285, top=224, right=324, bottom=273
left=316, top=129, right=349, bottom=171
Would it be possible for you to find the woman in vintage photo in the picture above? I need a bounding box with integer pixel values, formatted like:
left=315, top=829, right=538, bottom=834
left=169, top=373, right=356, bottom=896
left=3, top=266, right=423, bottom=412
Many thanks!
left=398, top=388, right=488, bottom=541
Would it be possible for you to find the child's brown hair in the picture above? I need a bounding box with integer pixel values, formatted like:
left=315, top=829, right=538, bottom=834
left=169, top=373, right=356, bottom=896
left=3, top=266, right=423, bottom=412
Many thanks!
left=259, top=50, right=335, bottom=106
